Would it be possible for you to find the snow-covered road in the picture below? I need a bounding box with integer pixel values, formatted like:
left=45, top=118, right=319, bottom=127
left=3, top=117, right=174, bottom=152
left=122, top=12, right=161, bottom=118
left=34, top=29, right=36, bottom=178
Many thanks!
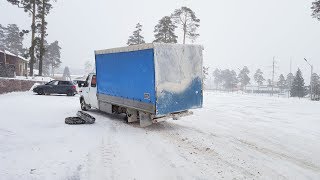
left=0, top=91, right=319, bottom=180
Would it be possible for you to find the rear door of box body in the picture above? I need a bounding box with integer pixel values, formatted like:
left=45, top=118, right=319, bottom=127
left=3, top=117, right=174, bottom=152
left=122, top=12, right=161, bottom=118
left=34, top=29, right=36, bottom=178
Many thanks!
left=95, top=48, right=156, bottom=113
left=154, top=44, right=203, bottom=117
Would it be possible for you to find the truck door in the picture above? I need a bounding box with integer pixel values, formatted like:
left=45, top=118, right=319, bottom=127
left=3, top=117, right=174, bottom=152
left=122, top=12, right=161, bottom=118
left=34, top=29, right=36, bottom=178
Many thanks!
left=88, top=75, right=98, bottom=109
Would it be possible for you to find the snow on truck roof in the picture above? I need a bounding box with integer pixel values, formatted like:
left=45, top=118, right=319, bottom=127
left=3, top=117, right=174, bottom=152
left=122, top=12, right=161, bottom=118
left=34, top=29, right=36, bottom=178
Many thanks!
left=95, top=43, right=154, bottom=55
left=94, top=43, right=203, bottom=55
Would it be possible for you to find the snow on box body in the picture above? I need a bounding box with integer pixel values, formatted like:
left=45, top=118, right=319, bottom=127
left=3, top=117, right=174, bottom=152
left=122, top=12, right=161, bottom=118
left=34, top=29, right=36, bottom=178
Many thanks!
left=95, top=43, right=203, bottom=117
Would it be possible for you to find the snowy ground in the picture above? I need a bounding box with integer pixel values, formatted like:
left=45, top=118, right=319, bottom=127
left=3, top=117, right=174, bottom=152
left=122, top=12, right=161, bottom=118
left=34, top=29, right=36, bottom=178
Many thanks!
left=0, top=91, right=319, bottom=180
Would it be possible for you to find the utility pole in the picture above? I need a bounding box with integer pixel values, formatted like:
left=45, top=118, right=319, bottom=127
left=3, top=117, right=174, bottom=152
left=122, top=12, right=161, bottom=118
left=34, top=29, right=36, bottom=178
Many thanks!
left=304, top=58, right=313, bottom=100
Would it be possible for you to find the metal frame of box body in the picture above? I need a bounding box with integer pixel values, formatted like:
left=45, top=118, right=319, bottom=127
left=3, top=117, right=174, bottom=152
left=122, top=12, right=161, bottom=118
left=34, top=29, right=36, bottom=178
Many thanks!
left=97, top=93, right=155, bottom=113
left=95, top=43, right=203, bottom=117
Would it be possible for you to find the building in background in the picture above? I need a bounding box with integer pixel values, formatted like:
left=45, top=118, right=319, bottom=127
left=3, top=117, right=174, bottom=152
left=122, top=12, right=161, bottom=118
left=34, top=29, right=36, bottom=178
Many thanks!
left=0, top=49, right=28, bottom=76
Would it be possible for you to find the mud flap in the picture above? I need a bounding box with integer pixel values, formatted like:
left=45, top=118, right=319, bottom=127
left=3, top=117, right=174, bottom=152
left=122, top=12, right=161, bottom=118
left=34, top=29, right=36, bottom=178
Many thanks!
left=139, top=111, right=152, bottom=127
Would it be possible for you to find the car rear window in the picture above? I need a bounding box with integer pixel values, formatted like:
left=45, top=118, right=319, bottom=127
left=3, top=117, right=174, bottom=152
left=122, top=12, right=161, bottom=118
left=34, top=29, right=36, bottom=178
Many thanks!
left=58, top=81, right=72, bottom=85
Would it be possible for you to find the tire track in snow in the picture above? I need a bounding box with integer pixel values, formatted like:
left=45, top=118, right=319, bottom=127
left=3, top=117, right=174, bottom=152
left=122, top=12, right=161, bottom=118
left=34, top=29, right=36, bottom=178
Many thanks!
left=85, top=125, right=117, bottom=180
left=235, top=138, right=320, bottom=173
left=146, top=122, right=257, bottom=179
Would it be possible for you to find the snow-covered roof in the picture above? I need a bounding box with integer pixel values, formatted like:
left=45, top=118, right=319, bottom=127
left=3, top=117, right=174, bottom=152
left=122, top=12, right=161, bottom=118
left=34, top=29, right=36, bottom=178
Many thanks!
left=17, top=55, right=29, bottom=62
left=0, top=49, right=16, bottom=57
left=0, top=49, right=29, bottom=62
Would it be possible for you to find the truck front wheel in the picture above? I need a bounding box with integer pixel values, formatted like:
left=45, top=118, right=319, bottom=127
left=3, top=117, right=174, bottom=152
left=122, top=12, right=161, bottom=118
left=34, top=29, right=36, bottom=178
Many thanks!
left=80, top=98, right=89, bottom=111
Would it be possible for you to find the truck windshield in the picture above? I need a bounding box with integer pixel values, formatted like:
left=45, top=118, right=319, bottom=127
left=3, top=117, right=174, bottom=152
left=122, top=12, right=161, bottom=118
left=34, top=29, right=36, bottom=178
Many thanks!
left=83, top=76, right=90, bottom=87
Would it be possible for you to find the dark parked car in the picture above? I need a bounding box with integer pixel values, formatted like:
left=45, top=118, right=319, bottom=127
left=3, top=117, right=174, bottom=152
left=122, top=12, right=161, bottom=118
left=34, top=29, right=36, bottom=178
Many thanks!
left=33, top=80, right=77, bottom=96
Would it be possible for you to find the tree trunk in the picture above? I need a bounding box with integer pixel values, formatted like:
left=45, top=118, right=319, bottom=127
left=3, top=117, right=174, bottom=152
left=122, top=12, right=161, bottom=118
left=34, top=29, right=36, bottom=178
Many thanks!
left=29, top=0, right=36, bottom=76
left=51, top=64, right=55, bottom=77
left=183, top=23, right=186, bottom=44
left=38, top=0, right=46, bottom=76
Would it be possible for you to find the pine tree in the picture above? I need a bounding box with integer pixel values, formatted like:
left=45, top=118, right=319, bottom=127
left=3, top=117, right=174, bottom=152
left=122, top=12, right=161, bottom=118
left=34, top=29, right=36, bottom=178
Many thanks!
left=311, top=73, right=320, bottom=98
left=41, top=40, right=50, bottom=75
left=238, top=66, right=250, bottom=90
left=33, top=37, right=41, bottom=68
left=43, top=40, right=61, bottom=76
left=213, top=68, right=222, bottom=89
left=230, top=70, right=238, bottom=91
left=312, top=0, right=320, bottom=20
left=203, top=66, right=209, bottom=86
left=267, top=79, right=272, bottom=87
left=1, top=24, right=25, bottom=55
left=0, top=25, right=5, bottom=50
left=277, top=74, right=286, bottom=91
left=291, top=69, right=306, bottom=98
left=221, top=69, right=238, bottom=91
left=286, top=73, right=294, bottom=89
left=36, top=0, right=53, bottom=76
left=62, top=66, right=71, bottom=81
left=153, top=16, right=177, bottom=43
left=171, top=6, right=200, bottom=44
left=254, top=69, right=265, bottom=91
left=127, top=23, right=145, bottom=46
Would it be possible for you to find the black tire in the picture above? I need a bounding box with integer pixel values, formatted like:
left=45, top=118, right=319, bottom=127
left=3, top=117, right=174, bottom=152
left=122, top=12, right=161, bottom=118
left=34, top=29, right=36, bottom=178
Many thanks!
left=77, top=111, right=95, bottom=124
left=65, top=117, right=86, bottom=125
left=80, top=98, right=89, bottom=111
left=38, top=89, right=44, bottom=95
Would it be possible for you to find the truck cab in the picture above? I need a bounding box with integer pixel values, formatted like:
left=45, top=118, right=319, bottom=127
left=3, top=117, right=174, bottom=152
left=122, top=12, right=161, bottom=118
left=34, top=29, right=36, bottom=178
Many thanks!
left=79, top=73, right=98, bottom=110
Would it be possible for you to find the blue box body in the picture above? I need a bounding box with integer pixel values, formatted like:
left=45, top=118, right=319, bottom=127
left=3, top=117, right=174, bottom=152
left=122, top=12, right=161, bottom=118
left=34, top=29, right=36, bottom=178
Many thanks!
left=95, top=44, right=203, bottom=117
left=95, top=49, right=156, bottom=105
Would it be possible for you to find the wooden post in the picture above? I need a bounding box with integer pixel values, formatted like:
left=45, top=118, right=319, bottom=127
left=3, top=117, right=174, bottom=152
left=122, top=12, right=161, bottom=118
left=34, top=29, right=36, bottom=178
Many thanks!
left=4, top=50, right=6, bottom=64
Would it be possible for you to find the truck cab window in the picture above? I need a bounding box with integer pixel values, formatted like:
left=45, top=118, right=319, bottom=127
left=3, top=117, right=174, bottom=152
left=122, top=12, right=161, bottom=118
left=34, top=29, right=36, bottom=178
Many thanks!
left=91, top=75, right=97, bottom=87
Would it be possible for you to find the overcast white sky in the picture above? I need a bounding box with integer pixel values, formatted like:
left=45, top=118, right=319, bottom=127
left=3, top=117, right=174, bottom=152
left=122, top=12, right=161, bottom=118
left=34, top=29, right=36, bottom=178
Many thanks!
left=1, top=0, right=320, bottom=82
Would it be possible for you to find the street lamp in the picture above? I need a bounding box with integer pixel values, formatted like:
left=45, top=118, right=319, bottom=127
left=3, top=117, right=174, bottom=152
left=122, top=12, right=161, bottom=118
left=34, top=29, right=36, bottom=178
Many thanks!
left=304, top=58, right=313, bottom=100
